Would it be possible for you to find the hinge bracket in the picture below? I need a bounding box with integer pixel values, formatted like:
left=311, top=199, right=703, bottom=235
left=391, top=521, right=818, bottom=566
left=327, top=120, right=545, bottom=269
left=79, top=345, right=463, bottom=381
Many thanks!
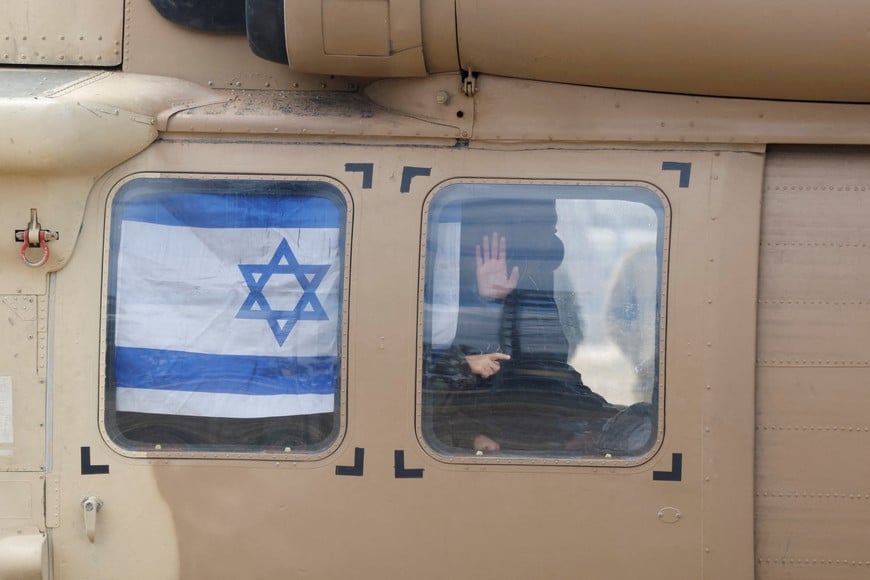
left=462, top=68, right=478, bottom=97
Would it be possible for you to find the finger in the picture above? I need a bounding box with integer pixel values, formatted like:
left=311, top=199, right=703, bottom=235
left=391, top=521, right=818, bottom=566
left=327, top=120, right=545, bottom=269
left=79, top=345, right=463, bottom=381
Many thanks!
left=489, top=353, right=511, bottom=361
left=497, top=233, right=507, bottom=262
left=475, top=244, right=483, bottom=267
left=490, top=232, right=499, bottom=261
left=507, top=266, right=520, bottom=289
left=481, top=235, right=490, bottom=261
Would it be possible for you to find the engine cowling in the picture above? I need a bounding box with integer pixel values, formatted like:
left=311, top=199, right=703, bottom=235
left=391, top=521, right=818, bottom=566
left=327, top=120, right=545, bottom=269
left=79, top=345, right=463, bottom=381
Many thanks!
left=152, top=0, right=870, bottom=102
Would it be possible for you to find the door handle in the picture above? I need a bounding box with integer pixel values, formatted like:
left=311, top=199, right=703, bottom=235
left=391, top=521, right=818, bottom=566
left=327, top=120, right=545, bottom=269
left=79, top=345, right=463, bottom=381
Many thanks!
left=81, top=496, right=103, bottom=543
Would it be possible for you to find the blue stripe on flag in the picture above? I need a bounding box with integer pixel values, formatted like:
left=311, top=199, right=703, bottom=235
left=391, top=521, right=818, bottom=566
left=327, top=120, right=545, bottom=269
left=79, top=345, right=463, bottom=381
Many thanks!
left=113, top=347, right=337, bottom=396
left=117, top=190, right=342, bottom=229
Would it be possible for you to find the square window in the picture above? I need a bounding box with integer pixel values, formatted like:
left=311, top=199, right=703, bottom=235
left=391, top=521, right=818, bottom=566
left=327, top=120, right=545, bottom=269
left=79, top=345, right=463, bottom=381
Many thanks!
left=103, top=178, right=348, bottom=456
left=420, top=182, right=667, bottom=461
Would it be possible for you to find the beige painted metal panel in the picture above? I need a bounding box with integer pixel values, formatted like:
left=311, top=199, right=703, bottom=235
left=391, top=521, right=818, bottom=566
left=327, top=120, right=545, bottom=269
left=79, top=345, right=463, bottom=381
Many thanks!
left=756, top=147, right=870, bottom=579
left=0, top=474, right=46, bottom=580
left=48, top=165, right=180, bottom=578
left=0, top=297, right=46, bottom=472
left=46, top=71, right=228, bottom=131
left=469, top=77, right=870, bottom=145
left=761, top=189, right=870, bottom=243
left=0, top=0, right=123, bottom=67
left=284, top=0, right=425, bottom=77
left=0, top=530, right=46, bottom=580
left=757, top=498, right=870, bottom=578
left=0, top=474, right=44, bottom=528
left=456, top=0, right=870, bottom=102
left=166, top=74, right=870, bottom=146
left=167, top=74, right=473, bottom=140
left=0, top=72, right=160, bottom=174
left=758, top=300, right=870, bottom=366
left=699, top=152, right=762, bottom=580
left=757, top=371, right=870, bottom=492
left=0, top=175, right=119, bottom=296
left=43, top=136, right=758, bottom=579
left=322, top=0, right=391, bottom=56
left=757, top=368, right=870, bottom=427
left=420, top=0, right=459, bottom=73
left=756, top=429, right=870, bottom=491
left=758, top=246, right=870, bottom=304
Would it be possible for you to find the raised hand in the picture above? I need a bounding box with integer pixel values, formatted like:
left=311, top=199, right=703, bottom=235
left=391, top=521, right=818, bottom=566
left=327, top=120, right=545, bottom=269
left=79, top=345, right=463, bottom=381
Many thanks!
left=475, top=232, right=520, bottom=300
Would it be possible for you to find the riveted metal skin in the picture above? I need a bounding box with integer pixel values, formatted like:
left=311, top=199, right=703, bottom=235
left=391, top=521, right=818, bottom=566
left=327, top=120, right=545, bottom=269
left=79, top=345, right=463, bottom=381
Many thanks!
left=0, top=3, right=868, bottom=580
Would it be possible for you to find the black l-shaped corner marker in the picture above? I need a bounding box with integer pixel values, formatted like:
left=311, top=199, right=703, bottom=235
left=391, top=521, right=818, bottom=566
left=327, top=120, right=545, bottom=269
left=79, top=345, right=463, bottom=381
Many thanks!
left=399, top=166, right=431, bottom=194
left=335, top=447, right=365, bottom=477
left=344, top=163, right=374, bottom=189
left=661, top=161, right=692, bottom=188
left=80, top=447, right=110, bottom=475
left=394, top=450, right=424, bottom=479
left=652, top=452, right=683, bottom=482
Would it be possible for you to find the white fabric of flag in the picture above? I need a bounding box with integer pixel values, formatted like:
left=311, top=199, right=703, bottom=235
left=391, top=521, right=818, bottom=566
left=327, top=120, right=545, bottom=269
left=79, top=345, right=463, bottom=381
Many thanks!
left=110, top=189, right=343, bottom=419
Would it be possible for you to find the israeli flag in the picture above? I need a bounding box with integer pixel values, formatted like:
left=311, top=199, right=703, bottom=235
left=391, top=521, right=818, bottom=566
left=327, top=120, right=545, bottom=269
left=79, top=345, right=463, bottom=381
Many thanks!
left=110, top=187, right=344, bottom=419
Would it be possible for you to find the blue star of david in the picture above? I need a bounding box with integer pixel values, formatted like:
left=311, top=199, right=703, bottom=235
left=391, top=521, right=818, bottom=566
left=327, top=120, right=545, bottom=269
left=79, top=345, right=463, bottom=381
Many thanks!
left=236, top=238, right=330, bottom=346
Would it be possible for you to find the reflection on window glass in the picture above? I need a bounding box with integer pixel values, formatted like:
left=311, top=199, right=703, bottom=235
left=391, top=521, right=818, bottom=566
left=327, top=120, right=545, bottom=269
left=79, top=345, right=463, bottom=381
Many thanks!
left=104, top=178, right=346, bottom=454
left=422, top=183, right=666, bottom=459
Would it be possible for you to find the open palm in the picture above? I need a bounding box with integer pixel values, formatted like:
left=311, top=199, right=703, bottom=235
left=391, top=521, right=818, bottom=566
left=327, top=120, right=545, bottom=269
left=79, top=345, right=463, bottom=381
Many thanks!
left=475, top=232, right=520, bottom=299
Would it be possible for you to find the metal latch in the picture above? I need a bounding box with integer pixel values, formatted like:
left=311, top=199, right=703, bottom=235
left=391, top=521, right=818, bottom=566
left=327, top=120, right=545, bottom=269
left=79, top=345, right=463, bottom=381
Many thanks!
left=462, top=68, right=478, bottom=97
left=14, top=208, right=58, bottom=267
left=81, top=496, right=103, bottom=543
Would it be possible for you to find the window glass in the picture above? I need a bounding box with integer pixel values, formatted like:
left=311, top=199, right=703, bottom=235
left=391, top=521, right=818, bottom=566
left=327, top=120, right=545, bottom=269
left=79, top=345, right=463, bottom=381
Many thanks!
left=421, top=183, right=666, bottom=460
left=104, top=178, right=347, bottom=454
